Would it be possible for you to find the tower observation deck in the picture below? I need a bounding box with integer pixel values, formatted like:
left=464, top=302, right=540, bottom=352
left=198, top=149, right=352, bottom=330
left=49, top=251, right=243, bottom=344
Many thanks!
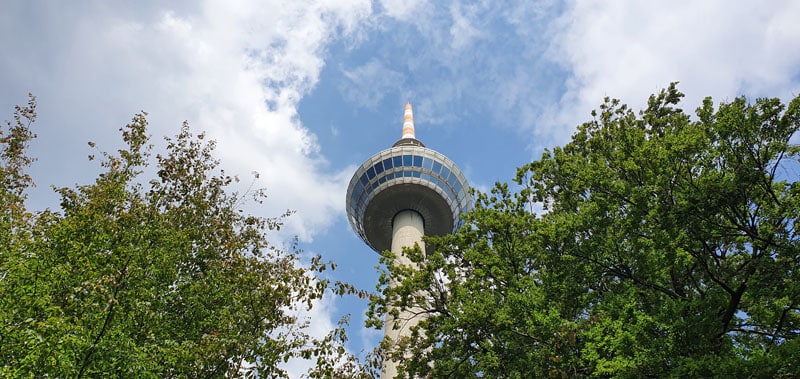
left=346, top=103, right=471, bottom=253
left=345, top=103, right=470, bottom=378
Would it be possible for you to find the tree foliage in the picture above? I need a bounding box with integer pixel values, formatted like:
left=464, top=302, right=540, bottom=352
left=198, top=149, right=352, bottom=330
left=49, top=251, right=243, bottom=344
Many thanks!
left=0, top=96, right=376, bottom=378
left=370, top=84, right=800, bottom=378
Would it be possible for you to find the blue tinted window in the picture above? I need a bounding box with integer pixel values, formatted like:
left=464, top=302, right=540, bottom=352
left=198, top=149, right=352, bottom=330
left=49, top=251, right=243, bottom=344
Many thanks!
left=367, top=166, right=376, bottom=180
left=378, top=176, right=386, bottom=184
left=448, top=172, right=459, bottom=187
left=413, top=155, right=423, bottom=167
left=422, top=157, right=433, bottom=170
left=440, top=167, right=451, bottom=181
left=432, top=161, right=442, bottom=175
left=393, top=156, right=402, bottom=167
left=421, top=173, right=432, bottom=182
left=450, top=187, right=459, bottom=201
left=385, top=172, right=394, bottom=181
left=439, top=180, right=454, bottom=199
left=445, top=183, right=456, bottom=200
left=403, top=155, right=412, bottom=166
left=453, top=180, right=462, bottom=195
left=360, top=173, right=369, bottom=186
left=412, top=171, right=421, bottom=178
left=375, top=161, right=384, bottom=174
left=404, top=171, right=413, bottom=177
left=371, top=181, right=380, bottom=190
left=383, top=158, right=393, bottom=169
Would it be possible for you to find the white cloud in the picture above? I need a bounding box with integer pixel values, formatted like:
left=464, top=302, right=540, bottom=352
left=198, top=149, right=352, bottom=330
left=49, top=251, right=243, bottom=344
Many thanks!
left=379, top=0, right=429, bottom=22
left=340, top=0, right=564, bottom=138
left=340, top=58, right=404, bottom=109
left=544, top=0, right=800, bottom=144
left=1, top=0, right=374, bottom=242
left=449, top=2, right=486, bottom=50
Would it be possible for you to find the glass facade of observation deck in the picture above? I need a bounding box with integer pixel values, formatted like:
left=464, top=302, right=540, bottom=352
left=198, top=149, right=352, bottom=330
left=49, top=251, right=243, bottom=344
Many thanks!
left=347, top=145, right=471, bottom=240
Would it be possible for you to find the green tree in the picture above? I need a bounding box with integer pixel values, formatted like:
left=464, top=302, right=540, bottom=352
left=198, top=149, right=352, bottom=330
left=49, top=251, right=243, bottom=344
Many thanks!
left=370, top=84, right=800, bottom=378
left=0, top=96, right=375, bottom=378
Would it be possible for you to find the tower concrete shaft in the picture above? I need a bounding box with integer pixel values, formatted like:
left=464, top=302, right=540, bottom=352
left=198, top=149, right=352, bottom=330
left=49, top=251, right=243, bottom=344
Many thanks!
left=382, top=210, right=426, bottom=378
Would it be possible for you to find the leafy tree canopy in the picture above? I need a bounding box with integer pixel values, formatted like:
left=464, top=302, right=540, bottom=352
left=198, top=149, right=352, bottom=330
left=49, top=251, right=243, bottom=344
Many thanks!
left=370, top=83, right=800, bottom=378
left=0, top=96, right=377, bottom=378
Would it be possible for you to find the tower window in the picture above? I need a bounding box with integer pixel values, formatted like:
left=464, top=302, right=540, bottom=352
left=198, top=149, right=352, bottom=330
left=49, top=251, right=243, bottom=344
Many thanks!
left=432, top=161, right=443, bottom=175
left=440, top=167, right=451, bottom=181
left=423, top=157, right=433, bottom=170
left=448, top=172, right=459, bottom=187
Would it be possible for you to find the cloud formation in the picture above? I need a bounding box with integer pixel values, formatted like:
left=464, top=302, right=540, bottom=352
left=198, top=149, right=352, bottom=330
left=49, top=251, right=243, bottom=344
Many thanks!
left=335, top=1, right=800, bottom=155
left=340, top=59, right=404, bottom=109
left=545, top=0, right=800, bottom=144
left=6, top=1, right=796, bottom=237
left=1, top=0, right=373, bottom=242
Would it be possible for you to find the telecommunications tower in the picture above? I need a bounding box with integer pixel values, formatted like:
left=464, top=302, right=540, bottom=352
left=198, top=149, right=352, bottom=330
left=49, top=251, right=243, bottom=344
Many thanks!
left=345, top=103, right=471, bottom=378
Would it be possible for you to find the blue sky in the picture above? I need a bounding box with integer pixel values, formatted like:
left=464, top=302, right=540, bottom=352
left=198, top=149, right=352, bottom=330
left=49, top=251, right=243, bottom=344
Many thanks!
left=2, top=1, right=800, bottom=375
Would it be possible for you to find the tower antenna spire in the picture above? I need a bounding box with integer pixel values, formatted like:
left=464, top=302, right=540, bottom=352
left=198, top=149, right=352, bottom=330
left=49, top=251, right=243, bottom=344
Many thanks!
left=402, top=102, right=415, bottom=139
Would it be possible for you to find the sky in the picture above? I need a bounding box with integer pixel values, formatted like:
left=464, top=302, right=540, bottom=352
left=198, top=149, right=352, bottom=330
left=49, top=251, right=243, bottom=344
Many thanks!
left=2, top=0, right=800, bottom=376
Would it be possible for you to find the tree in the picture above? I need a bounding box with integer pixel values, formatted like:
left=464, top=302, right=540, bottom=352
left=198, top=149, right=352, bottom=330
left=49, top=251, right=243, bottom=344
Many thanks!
left=0, top=96, right=375, bottom=378
left=369, top=84, right=800, bottom=378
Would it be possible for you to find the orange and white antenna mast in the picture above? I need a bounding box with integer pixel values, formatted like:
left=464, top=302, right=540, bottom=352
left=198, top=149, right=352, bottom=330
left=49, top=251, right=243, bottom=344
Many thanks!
left=402, top=102, right=416, bottom=139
